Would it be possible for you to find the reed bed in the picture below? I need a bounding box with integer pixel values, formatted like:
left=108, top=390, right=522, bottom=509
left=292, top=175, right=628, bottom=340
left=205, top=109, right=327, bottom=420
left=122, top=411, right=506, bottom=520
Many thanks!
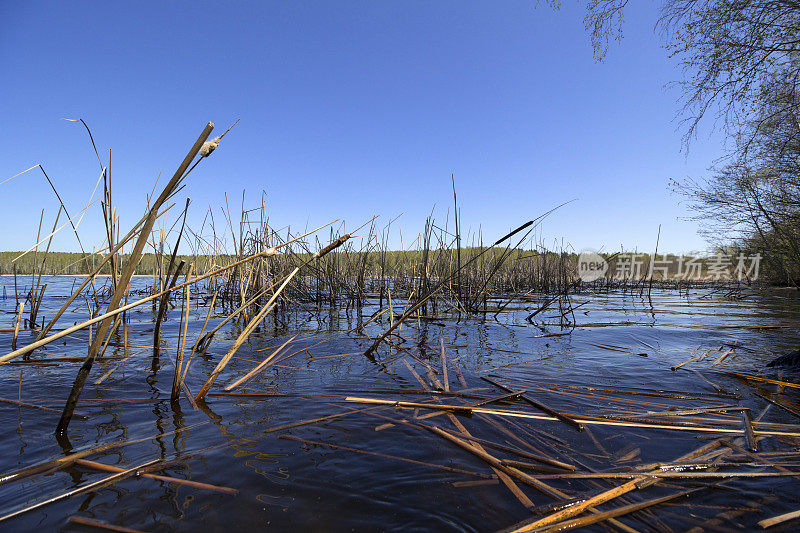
left=0, top=121, right=795, bottom=531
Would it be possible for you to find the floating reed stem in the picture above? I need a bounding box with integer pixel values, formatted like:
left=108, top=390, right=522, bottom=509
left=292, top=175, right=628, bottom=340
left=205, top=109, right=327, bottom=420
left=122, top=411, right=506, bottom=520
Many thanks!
left=342, top=397, right=800, bottom=436
left=536, top=488, right=702, bottom=533
left=509, top=440, right=726, bottom=532
left=759, top=508, right=800, bottom=528
left=67, top=517, right=145, bottom=533
left=0, top=459, right=161, bottom=523
left=74, top=459, right=237, bottom=495
left=440, top=338, right=449, bottom=392
left=481, top=376, right=583, bottom=431
left=223, top=333, right=298, bottom=391
left=279, top=435, right=491, bottom=478
left=427, top=425, right=565, bottom=499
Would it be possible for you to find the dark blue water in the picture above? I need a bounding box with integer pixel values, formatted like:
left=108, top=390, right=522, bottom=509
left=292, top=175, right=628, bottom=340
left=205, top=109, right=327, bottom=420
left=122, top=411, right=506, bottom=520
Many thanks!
left=0, top=277, right=799, bottom=531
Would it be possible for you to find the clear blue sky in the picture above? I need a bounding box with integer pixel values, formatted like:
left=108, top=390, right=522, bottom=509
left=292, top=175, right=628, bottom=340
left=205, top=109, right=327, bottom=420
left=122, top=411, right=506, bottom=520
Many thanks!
left=0, top=1, right=723, bottom=255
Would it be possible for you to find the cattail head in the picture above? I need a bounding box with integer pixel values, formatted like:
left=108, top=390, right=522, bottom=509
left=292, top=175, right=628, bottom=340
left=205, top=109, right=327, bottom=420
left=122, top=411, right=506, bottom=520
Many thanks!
left=199, top=136, right=221, bottom=158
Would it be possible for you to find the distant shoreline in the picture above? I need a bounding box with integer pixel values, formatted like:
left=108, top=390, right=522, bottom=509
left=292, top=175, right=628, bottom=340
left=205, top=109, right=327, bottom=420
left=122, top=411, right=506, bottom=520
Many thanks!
left=0, top=274, right=154, bottom=277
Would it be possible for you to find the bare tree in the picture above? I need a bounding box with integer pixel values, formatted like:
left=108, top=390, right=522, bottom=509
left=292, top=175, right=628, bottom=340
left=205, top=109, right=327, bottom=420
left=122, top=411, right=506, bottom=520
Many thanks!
left=574, top=0, right=800, bottom=282
left=674, top=72, right=800, bottom=282
left=579, top=1, right=800, bottom=139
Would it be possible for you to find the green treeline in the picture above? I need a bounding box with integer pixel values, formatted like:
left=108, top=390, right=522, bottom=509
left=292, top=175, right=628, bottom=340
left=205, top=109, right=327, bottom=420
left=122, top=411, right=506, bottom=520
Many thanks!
left=0, top=252, right=220, bottom=276
left=0, top=249, right=758, bottom=284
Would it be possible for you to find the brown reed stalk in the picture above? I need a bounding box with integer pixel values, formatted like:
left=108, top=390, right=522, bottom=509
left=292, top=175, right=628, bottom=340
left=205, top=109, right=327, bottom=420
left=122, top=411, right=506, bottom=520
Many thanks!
left=481, top=376, right=583, bottom=431
left=440, top=338, right=449, bottom=392
left=153, top=260, right=186, bottom=357
left=193, top=270, right=299, bottom=401
left=179, top=287, right=218, bottom=389
left=54, top=122, right=215, bottom=436
left=27, top=207, right=62, bottom=327
left=536, top=488, right=702, bottom=533
left=0, top=459, right=161, bottom=523
left=97, top=315, right=123, bottom=359
left=428, top=425, right=564, bottom=499
left=11, top=302, right=23, bottom=351
left=192, top=282, right=275, bottom=354
left=508, top=440, right=726, bottom=532
left=154, top=199, right=191, bottom=350
left=67, top=516, right=145, bottom=533
left=74, top=459, right=237, bottom=495
left=171, top=265, right=193, bottom=402
left=223, top=333, right=299, bottom=391
left=449, top=175, right=460, bottom=298
left=28, top=209, right=44, bottom=324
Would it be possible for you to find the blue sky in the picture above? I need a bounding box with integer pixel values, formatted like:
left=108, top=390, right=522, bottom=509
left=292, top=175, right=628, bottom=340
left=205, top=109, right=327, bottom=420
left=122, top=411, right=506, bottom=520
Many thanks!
left=0, top=1, right=723, bottom=254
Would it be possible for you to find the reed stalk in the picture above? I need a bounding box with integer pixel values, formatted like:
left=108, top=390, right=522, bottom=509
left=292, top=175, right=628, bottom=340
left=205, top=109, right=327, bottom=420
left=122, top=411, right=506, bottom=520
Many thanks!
left=11, top=302, right=23, bottom=351
left=54, top=122, right=215, bottom=436
left=171, top=264, right=193, bottom=402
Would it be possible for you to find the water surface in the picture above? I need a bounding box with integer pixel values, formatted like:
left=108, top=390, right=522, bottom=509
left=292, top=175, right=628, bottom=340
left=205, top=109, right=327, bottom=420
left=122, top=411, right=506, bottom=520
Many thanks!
left=0, top=278, right=799, bottom=531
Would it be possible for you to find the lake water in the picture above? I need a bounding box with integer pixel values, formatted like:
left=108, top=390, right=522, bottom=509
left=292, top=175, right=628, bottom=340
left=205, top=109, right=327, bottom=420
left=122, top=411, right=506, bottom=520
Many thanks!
left=0, top=277, right=799, bottom=531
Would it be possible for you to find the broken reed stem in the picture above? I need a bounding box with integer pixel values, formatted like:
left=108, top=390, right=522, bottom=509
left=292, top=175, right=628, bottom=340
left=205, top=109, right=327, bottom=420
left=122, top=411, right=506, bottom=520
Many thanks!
left=12, top=194, right=102, bottom=264
left=428, top=425, right=565, bottom=499
left=180, top=288, right=218, bottom=387
left=74, top=459, right=237, bottom=495
left=155, top=198, right=191, bottom=358
left=154, top=260, right=187, bottom=360
left=508, top=440, right=726, bottom=532
left=440, top=338, right=449, bottom=392
left=742, top=409, right=758, bottom=452
left=0, top=396, right=84, bottom=417
left=0, top=422, right=205, bottom=488
left=193, top=282, right=276, bottom=353
left=194, top=267, right=300, bottom=401
left=342, top=397, right=800, bottom=436
left=0, top=442, right=125, bottom=487
left=223, top=333, right=299, bottom=391
left=54, top=122, right=215, bottom=437
left=395, top=357, right=538, bottom=510
left=171, top=265, right=193, bottom=402
left=527, top=471, right=800, bottom=480
left=482, top=376, right=583, bottom=431
left=0, top=459, right=161, bottom=523
left=29, top=209, right=44, bottom=325
left=97, top=315, right=123, bottom=359
left=67, top=517, right=145, bottom=533
left=537, top=488, right=702, bottom=533
left=759, top=508, right=800, bottom=529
